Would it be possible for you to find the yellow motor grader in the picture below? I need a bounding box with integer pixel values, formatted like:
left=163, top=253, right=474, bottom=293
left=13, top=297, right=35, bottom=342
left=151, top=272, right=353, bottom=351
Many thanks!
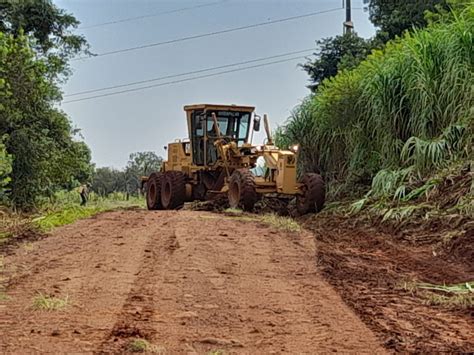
left=144, top=104, right=325, bottom=214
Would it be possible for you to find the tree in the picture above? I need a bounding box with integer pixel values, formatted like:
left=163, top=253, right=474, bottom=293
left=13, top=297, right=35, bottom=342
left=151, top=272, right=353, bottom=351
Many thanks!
left=368, top=0, right=448, bottom=41
left=0, top=0, right=88, bottom=80
left=124, top=152, right=163, bottom=195
left=45, top=140, right=94, bottom=191
left=0, top=1, right=92, bottom=209
left=301, top=33, right=373, bottom=92
left=91, top=167, right=126, bottom=196
left=90, top=152, right=163, bottom=197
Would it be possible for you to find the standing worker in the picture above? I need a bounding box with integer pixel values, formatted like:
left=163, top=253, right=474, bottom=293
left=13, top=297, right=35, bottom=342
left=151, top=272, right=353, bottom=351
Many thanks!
left=78, top=184, right=89, bottom=206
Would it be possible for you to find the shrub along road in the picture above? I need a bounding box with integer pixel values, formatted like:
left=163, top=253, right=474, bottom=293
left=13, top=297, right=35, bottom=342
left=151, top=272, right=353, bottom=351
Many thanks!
left=0, top=209, right=383, bottom=353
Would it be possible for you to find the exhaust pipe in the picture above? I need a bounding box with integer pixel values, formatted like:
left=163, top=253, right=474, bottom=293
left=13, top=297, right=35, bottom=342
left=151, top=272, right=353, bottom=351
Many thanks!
left=264, top=114, right=273, bottom=145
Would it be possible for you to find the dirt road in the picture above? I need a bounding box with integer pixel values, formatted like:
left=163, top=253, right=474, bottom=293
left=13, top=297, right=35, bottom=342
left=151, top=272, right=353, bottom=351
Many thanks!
left=0, top=210, right=384, bottom=354
left=304, top=215, right=474, bottom=353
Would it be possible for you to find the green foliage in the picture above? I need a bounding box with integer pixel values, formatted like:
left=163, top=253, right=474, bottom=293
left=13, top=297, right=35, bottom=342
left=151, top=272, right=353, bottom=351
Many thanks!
left=401, top=125, right=467, bottom=172
left=381, top=204, right=431, bottom=222
left=91, top=152, right=162, bottom=196
left=33, top=190, right=143, bottom=231
left=260, top=214, right=301, bottom=233
left=128, top=339, right=149, bottom=353
left=128, top=338, right=165, bottom=353
left=369, top=0, right=448, bottom=41
left=371, top=167, right=416, bottom=198
left=0, top=0, right=89, bottom=79
left=124, top=151, right=163, bottom=194
left=301, top=33, right=373, bottom=92
left=0, top=2, right=92, bottom=210
left=403, top=280, right=474, bottom=309
left=0, top=140, right=12, bottom=202
left=91, top=167, right=125, bottom=196
left=32, top=293, right=69, bottom=311
left=279, top=6, right=473, bottom=198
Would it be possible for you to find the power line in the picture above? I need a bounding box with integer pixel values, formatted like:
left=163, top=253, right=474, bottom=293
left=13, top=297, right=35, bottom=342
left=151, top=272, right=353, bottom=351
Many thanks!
left=78, top=0, right=228, bottom=30
left=73, top=7, right=342, bottom=61
left=66, top=48, right=316, bottom=97
left=63, top=55, right=306, bottom=104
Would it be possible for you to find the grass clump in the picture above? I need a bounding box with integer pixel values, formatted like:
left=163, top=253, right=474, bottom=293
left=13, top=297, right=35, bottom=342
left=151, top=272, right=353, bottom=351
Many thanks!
left=261, top=214, right=301, bottom=232
left=208, top=350, right=226, bottom=355
left=424, top=293, right=474, bottom=308
left=22, top=242, right=34, bottom=251
left=32, top=293, right=69, bottom=311
left=128, top=338, right=165, bottom=353
left=402, top=281, right=474, bottom=309
left=416, top=281, right=473, bottom=294
left=227, top=215, right=259, bottom=222
left=224, top=208, right=243, bottom=214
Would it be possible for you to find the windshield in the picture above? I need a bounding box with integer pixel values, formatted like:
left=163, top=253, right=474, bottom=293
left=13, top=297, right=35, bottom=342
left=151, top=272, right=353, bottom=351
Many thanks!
left=206, top=111, right=251, bottom=145
left=191, top=110, right=252, bottom=166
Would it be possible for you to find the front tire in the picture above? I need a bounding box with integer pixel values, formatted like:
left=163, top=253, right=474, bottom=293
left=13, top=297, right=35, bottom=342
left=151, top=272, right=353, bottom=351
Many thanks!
left=228, top=169, right=258, bottom=211
left=296, top=173, right=325, bottom=215
left=161, top=171, right=186, bottom=210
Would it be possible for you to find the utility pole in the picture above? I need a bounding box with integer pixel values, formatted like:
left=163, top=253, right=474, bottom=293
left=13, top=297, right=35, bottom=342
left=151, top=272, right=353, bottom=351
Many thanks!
left=343, top=0, right=353, bottom=34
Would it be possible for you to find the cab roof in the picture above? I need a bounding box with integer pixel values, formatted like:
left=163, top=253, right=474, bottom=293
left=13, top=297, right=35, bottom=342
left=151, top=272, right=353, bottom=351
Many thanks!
left=183, top=104, right=255, bottom=113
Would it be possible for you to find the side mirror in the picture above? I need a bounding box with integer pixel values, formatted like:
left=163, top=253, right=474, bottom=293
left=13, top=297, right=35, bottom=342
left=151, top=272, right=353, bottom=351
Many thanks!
left=253, top=116, right=261, bottom=132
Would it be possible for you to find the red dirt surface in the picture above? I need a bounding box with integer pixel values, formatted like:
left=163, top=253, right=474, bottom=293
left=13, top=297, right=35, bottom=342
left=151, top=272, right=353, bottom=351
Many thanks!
left=0, top=210, right=384, bottom=354
left=302, top=215, right=474, bottom=353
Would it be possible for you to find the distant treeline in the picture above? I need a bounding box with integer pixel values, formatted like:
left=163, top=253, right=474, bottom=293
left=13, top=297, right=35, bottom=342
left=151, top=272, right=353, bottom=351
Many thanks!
left=91, top=152, right=163, bottom=197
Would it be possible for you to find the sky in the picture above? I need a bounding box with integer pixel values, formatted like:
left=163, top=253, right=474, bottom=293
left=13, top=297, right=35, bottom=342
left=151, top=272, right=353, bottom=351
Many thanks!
left=56, top=0, right=375, bottom=168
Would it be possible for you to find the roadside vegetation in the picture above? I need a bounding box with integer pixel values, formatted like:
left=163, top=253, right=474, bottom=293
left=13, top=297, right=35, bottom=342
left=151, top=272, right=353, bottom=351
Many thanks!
left=277, top=2, right=472, bottom=227
left=0, top=1, right=161, bottom=241
left=33, top=191, right=143, bottom=232
left=223, top=209, right=301, bottom=233
left=1, top=191, right=143, bottom=246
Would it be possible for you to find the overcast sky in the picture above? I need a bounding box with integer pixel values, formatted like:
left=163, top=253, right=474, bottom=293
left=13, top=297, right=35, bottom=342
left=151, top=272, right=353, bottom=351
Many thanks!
left=56, top=0, right=375, bottom=168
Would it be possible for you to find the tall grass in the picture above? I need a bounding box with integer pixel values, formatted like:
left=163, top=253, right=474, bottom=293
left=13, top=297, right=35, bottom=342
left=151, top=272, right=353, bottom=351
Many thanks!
left=278, top=6, right=473, bottom=197
left=33, top=191, right=143, bottom=231
left=1, top=190, right=144, bottom=238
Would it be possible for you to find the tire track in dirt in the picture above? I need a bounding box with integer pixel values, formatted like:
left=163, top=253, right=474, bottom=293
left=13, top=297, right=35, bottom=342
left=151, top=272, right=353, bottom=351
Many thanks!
left=97, top=213, right=177, bottom=353
left=0, top=210, right=154, bottom=353
left=304, top=215, right=474, bottom=353
left=1, top=210, right=385, bottom=354
left=109, top=212, right=385, bottom=353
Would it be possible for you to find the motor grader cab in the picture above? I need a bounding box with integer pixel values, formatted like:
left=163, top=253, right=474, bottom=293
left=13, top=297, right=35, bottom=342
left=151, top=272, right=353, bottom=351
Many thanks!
left=144, top=104, right=325, bottom=214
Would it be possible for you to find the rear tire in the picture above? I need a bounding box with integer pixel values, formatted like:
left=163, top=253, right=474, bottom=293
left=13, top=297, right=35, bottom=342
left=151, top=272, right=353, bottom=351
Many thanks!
left=228, top=169, right=258, bottom=211
left=146, top=172, right=163, bottom=210
left=161, top=171, right=186, bottom=210
left=296, top=173, right=325, bottom=215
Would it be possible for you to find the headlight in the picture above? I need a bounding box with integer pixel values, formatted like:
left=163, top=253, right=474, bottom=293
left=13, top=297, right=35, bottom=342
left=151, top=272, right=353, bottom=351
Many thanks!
left=290, top=144, right=299, bottom=152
